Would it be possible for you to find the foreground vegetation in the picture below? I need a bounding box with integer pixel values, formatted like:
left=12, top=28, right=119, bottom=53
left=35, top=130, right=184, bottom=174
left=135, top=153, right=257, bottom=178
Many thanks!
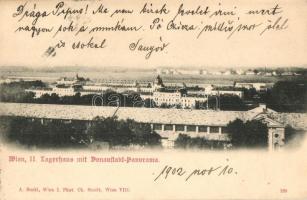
left=0, top=116, right=161, bottom=149
left=174, top=119, right=268, bottom=149
left=174, top=119, right=303, bottom=149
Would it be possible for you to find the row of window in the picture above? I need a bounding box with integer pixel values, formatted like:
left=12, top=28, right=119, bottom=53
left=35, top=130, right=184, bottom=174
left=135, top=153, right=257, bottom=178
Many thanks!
left=154, top=98, right=180, bottom=102
left=154, top=93, right=181, bottom=97
left=153, top=124, right=227, bottom=133
left=154, top=98, right=204, bottom=103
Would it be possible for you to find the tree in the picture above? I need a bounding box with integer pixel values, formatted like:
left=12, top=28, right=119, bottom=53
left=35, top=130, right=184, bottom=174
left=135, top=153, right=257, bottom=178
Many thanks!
left=72, top=92, right=81, bottom=104
left=244, top=120, right=268, bottom=147
left=243, top=88, right=257, bottom=101
left=174, top=134, right=191, bottom=148
left=0, top=81, right=45, bottom=103
left=50, top=93, right=60, bottom=103
left=284, top=125, right=305, bottom=148
left=227, top=119, right=268, bottom=148
left=207, top=95, right=247, bottom=110
left=144, top=98, right=156, bottom=108
left=220, top=95, right=247, bottom=110
left=174, top=134, right=226, bottom=149
left=160, top=103, right=171, bottom=108
left=3, top=117, right=88, bottom=148
left=38, top=94, right=51, bottom=104
left=88, top=117, right=161, bottom=147
left=226, top=119, right=246, bottom=147
left=22, top=91, right=35, bottom=103
left=267, top=81, right=307, bottom=112
left=285, top=125, right=296, bottom=143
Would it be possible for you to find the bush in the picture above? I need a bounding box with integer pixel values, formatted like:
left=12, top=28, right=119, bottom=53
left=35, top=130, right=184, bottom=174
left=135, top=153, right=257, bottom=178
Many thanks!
left=88, top=117, right=161, bottom=147
left=267, top=81, right=307, bottom=112
left=1, top=116, right=161, bottom=148
left=227, top=119, right=268, bottom=148
left=174, top=134, right=226, bottom=149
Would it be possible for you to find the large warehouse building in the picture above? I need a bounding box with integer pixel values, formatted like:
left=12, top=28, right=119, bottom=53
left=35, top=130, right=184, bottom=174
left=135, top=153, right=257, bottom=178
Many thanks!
left=0, top=103, right=306, bottom=150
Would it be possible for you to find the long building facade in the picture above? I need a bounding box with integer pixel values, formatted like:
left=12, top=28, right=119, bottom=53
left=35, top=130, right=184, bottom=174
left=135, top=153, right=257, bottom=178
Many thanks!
left=1, top=103, right=306, bottom=150
left=25, top=75, right=245, bottom=109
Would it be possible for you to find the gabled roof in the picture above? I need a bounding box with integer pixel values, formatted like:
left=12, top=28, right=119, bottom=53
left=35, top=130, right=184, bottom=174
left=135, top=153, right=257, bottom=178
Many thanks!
left=248, top=106, right=277, bottom=114
left=0, top=103, right=306, bottom=130
left=252, top=114, right=285, bottom=128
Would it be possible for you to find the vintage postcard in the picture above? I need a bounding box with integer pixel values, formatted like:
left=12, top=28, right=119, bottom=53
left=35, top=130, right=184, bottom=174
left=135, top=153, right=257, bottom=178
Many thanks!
left=0, top=0, right=307, bottom=199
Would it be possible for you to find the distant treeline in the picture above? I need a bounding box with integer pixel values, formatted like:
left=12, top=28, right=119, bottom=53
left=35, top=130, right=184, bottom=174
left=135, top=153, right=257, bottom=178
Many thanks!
left=250, top=67, right=307, bottom=75
left=0, top=80, right=45, bottom=102
left=1, top=66, right=306, bottom=74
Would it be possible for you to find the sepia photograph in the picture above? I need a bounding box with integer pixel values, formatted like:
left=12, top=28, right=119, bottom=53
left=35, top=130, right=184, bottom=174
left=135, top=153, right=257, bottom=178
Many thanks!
left=0, top=66, right=306, bottom=151
left=0, top=0, right=307, bottom=199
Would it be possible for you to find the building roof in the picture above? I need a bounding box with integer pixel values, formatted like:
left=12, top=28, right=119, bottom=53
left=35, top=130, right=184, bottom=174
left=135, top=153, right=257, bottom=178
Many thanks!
left=0, top=103, right=306, bottom=130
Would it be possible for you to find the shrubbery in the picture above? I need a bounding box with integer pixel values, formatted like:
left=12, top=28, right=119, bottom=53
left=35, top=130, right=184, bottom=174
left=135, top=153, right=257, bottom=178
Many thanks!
left=174, top=134, right=227, bottom=149
left=0, top=116, right=161, bottom=148
left=226, top=119, right=268, bottom=148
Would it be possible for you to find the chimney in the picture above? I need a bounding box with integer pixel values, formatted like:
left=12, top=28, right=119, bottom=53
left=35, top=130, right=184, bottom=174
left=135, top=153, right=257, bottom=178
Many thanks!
left=259, top=103, right=267, bottom=112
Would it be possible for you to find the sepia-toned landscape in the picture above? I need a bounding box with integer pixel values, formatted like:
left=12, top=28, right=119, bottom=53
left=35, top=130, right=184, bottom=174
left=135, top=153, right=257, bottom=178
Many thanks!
left=1, top=66, right=306, bottom=151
